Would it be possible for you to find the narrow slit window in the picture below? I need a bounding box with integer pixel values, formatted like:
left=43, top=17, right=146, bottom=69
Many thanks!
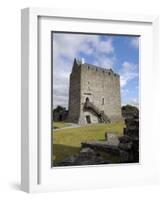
left=102, top=98, right=104, bottom=105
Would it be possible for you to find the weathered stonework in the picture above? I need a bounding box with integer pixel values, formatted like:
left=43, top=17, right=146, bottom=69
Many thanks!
left=68, top=59, right=122, bottom=124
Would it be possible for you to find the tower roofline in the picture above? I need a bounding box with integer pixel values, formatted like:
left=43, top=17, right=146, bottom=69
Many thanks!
left=74, top=58, right=82, bottom=66
left=74, top=58, right=119, bottom=76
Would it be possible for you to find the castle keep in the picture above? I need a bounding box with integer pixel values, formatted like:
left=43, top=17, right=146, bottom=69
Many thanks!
left=68, top=59, right=122, bottom=125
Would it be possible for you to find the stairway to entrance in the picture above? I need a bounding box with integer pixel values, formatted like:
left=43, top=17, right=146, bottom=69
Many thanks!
left=84, top=101, right=110, bottom=123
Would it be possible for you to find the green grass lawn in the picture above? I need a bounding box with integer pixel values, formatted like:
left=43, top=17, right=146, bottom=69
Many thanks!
left=53, top=121, right=71, bottom=129
left=53, top=121, right=125, bottom=164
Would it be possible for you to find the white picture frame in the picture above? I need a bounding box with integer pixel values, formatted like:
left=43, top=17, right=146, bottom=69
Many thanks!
left=21, top=7, right=159, bottom=193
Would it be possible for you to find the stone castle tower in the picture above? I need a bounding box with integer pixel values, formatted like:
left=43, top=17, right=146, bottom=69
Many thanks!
left=68, top=59, right=122, bottom=125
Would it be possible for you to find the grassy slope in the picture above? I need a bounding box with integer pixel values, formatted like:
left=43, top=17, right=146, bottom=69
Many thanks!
left=53, top=122, right=125, bottom=163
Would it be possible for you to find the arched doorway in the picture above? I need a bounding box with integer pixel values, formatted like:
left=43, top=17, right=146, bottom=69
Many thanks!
left=86, top=115, right=91, bottom=124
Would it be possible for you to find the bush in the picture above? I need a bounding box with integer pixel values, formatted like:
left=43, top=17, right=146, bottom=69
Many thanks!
left=122, top=104, right=139, bottom=118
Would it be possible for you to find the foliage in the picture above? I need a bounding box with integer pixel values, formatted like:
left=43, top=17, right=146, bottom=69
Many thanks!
left=53, top=105, right=68, bottom=121
left=122, top=104, right=139, bottom=118
left=53, top=105, right=66, bottom=113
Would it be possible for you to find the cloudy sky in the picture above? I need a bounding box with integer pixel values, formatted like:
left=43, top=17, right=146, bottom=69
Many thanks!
left=53, top=32, right=139, bottom=109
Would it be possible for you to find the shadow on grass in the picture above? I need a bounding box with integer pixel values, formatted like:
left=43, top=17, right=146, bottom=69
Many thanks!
left=53, top=126, right=59, bottom=129
left=52, top=144, right=80, bottom=165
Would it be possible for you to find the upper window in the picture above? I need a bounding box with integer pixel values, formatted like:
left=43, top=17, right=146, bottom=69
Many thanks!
left=102, top=98, right=104, bottom=105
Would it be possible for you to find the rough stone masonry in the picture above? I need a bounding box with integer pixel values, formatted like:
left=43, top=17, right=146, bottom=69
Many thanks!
left=68, top=58, right=122, bottom=125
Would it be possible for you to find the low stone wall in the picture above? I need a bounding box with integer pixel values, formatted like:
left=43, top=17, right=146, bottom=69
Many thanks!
left=55, top=147, right=111, bottom=166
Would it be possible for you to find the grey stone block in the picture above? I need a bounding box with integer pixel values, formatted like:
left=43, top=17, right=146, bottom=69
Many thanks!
left=81, top=141, right=120, bottom=155
left=105, top=132, right=120, bottom=146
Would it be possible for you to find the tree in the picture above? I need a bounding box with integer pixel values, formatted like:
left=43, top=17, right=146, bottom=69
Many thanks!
left=53, top=106, right=67, bottom=121
left=122, top=104, right=139, bottom=118
left=53, top=105, right=66, bottom=113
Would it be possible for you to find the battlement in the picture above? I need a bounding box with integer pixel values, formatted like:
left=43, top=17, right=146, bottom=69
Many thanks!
left=73, top=58, right=119, bottom=77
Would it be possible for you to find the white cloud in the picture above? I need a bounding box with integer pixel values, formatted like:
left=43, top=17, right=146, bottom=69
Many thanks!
left=130, top=38, right=139, bottom=49
left=53, top=34, right=98, bottom=61
left=53, top=55, right=71, bottom=108
left=120, top=61, right=138, bottom=88
left=93, top=55, right=116, bottom=69
left=97, top=38, right=114, bottom=54
left=53, top=34, right=114, bottom=61
left=53, top=33, right=115, bottom=108
left=53, top=94, right=68, bottom=108
left=128, top=98, right=139, bottom=108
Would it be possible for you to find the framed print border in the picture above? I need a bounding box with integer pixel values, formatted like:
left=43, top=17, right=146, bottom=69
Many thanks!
left=21, top=7, right=159, bottom=193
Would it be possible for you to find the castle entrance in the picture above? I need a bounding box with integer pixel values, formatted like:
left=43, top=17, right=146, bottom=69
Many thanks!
left=86, top=115, right=91, bottom=124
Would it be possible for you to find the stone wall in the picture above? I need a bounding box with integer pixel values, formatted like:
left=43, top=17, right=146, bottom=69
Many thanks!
left=68, top=61, right=81, bottom=123
left=68, top=59, right=122, bottom=124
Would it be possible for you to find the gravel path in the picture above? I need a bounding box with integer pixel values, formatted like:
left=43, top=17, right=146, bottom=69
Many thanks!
left=54, top=123, right=81, bottom=131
